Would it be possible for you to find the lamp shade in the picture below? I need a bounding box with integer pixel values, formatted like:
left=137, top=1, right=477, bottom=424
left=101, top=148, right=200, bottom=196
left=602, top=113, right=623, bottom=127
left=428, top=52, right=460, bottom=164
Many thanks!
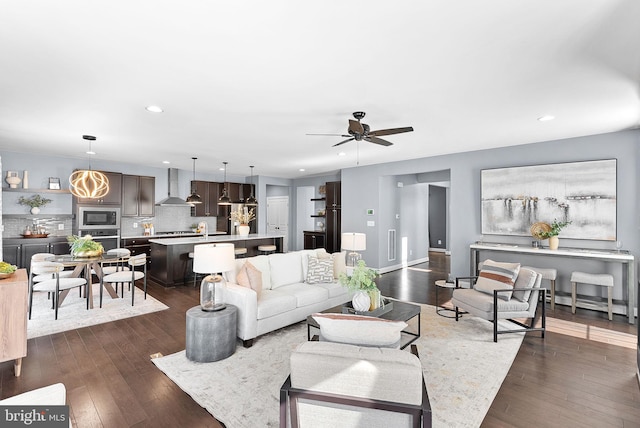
left=341, top=233, right=366, bottom=251
left=193, top=243, right=235, bottom=274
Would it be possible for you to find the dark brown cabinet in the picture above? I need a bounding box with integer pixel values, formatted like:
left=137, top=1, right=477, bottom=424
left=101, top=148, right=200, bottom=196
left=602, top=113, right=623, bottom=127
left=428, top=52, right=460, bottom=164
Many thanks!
left=75, top=171, right=122, bottom=205
left=122, top=175, right=155, bottom=217
left=191, top=181, right=222, bottom=217
left=304, top=231, right=325, bottom=249
left=325, top=181, right=341, bottom=210
left=2, top=238, right=70, bottom=269
left=122, top=237, right=151, bottom=267
left=324, top=181, right=341, bottom=253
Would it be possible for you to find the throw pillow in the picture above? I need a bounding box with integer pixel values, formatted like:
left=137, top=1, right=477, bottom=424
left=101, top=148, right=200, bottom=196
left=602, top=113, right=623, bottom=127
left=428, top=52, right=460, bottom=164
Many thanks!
left=306, top=255, right=334, bottom=284
left=312, top=313, right=407, bottom=348
left=236, top=260, right=263, bottom=298
left=512, top=267, right=537, bottom=302
left=332, top=251, right=347, bottom=279
left=474, top=259, right=520, bottom=301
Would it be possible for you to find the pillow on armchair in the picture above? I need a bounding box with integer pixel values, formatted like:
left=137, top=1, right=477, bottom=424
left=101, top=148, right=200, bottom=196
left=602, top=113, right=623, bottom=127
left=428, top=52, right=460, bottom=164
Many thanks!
left=474, top=259, right=520, bottom=301
left=312, top=313, right=407, bottom=348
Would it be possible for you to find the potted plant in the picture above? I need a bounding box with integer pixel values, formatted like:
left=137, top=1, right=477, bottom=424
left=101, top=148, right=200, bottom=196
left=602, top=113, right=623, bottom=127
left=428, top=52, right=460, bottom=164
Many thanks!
left=338, top=260, right=382, bottom=311
left=17, top=194, right=52, bottom=214
left=67, top=234, right=104, bottom=258
left=539, top=219, right=571, bottom=250
left=230, top=207, right=256, bottom=236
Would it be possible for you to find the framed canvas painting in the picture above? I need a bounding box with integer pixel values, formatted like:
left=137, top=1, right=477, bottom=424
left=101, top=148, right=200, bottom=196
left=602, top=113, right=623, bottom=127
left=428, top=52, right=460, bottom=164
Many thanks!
left=481, top=159, right=616, bottom=240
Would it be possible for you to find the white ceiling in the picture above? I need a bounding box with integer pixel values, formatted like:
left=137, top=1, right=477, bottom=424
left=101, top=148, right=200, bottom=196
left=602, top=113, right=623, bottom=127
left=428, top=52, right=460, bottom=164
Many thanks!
left=1, top=1, right=638, bottom=179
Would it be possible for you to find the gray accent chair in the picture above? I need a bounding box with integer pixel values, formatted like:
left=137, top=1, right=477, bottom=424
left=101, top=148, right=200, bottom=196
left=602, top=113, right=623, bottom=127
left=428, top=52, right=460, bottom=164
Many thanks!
left=280, top=341, right=432, bottom=428
left=450, top=267, right=546, bottom=342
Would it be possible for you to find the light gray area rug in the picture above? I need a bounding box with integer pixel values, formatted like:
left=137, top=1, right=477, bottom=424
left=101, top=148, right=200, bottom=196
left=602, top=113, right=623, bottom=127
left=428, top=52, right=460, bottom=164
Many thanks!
left=152, top=304, right=524, bottom=428
left=27, top=286, right=169, bottom=339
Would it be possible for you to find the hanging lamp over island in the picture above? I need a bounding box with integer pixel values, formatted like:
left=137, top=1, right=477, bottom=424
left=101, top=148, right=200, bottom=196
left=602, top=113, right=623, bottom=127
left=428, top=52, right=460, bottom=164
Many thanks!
left=218, top=161, right=232, bottom=206
left=245, top=165, right=258, bottom=206
left=186, top=157, right=202, bottom=204
left=69, top=135, right=110, bottom=199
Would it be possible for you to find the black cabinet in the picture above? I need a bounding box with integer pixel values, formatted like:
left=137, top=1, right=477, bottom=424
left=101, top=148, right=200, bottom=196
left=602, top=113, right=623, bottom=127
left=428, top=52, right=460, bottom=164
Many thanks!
left=324, top=181, right=341, bottom=253
left=304, top=231, right=325, bottom=250
left=2, top=238, right=71, bottom=269
left=75, top=171, right=122, bottom=205
left=325, top=181, right=341, bottom=209
left=2, top=244, right=21, bottom=267
left=122, top=237, right=151, bottom=267
left=191, top=181, right=222, bottom=217
left=122, top=175, right=155, bottom=217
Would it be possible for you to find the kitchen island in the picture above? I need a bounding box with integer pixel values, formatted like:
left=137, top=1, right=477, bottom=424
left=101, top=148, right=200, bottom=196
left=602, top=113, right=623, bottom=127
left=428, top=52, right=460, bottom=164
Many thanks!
left=149, top=234, right=284, bottom=287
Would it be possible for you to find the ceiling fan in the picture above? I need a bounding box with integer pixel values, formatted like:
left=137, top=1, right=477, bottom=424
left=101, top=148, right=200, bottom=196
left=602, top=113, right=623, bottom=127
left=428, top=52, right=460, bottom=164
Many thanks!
left=308, top=111, right=414, bottom=147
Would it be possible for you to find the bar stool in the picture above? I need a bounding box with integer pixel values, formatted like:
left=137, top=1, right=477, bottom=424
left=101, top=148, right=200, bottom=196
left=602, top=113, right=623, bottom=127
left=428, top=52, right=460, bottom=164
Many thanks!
left=570, top=271, right=614, bottom=320
left=234, top=247, right=247, bottom=258
left=258, top=244, right=277, bottom=255
left=522, top=266, right=557, bottom=310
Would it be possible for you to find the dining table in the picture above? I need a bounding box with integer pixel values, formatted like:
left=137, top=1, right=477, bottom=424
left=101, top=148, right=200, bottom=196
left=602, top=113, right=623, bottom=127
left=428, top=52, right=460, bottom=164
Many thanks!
left=51, top=253, right=125, bottom=308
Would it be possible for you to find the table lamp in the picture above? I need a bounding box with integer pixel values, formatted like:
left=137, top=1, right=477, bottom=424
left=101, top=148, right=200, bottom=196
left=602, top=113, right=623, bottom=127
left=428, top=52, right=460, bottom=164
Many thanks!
left=193, top=243, right=235, bottom=311
left=341, top=232, right=366, bottom=267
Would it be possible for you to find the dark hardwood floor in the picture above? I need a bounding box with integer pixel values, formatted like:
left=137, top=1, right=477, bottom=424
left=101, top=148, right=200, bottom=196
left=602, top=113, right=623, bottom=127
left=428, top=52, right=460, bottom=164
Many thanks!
left=1, top=252, right=638, bottom=427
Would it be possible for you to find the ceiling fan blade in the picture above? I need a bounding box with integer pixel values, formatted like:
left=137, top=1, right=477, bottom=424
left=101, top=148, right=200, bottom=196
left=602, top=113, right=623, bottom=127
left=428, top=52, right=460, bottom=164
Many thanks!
left=348, top=119, right=364, bottom=134
left=365, top=136, right=393, bottom=146
left=333, top=138, right=355, bottom=147
left=368, top=126, right=414, bottom=137
left=306, top=133, right=352, bottom=137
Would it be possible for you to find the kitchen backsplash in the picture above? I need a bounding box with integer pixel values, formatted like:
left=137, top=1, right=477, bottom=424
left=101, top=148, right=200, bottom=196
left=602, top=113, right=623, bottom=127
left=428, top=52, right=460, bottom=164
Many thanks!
left=3, top=216, right=72, bottom=238
left=120, top=205, right=216, bottom=237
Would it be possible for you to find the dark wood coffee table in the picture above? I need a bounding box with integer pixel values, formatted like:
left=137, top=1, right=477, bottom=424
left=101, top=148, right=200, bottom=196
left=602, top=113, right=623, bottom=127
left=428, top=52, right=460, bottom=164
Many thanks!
left=306, top=299, right=421, bottom=349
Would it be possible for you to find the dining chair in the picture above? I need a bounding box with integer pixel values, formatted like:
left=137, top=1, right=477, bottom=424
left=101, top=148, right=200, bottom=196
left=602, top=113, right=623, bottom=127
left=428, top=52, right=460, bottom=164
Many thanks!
left=29, top=253, right=78, bottom=300
left=29, top=261, right=88, bottom=320
left=99, top=253, right=147, bottom=307
left=92, top=248, right=131, bottom=293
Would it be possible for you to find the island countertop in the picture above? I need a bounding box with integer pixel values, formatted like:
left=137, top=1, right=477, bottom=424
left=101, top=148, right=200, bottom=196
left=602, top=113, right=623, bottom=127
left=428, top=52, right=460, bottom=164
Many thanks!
left=149, top=234, right=284, bottom=246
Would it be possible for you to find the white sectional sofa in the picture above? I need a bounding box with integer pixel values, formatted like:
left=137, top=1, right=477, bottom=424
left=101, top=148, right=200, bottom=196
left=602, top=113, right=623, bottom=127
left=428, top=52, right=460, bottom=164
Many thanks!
left=224, top=249, right=352, bottom=347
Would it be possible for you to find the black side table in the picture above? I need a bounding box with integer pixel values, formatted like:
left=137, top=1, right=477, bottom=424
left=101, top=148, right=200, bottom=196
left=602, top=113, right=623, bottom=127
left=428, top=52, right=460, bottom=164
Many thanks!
left=435, top=280, right=458, bottom=318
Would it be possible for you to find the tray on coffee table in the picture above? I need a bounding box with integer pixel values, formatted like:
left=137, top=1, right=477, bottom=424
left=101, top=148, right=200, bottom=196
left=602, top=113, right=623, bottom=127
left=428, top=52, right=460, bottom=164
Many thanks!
left=306, top=299, right=421, bottom=349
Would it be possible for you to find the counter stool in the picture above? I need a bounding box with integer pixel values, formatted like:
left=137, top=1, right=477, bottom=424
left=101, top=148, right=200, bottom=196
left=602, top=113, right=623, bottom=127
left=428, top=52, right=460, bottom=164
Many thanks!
left=570, top=271, right=613, bottom=320
left=258, top=244, right=277, bottom=255
left=523, top=266, right=557, bottom=310
left=234, top=247, right=247, bottom=258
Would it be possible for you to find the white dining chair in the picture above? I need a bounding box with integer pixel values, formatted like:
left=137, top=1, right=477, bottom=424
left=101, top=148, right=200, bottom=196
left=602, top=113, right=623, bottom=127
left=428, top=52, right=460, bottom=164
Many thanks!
left=99, top=253, right=147, bottom=307
left=92, top=248, right=131, bottom=293
left=29, top=261, right=88, bottom=320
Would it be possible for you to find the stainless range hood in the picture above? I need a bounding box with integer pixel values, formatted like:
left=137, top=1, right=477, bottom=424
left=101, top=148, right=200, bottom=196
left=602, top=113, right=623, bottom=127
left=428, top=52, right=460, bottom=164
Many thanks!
left=156, top=168, right=193, bottom=206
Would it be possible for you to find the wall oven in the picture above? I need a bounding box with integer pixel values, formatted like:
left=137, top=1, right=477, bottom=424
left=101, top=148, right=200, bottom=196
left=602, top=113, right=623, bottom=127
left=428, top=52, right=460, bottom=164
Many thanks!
left=76, top=206, right=121, bottom=230
left=76, top=228, right=120, bottom=252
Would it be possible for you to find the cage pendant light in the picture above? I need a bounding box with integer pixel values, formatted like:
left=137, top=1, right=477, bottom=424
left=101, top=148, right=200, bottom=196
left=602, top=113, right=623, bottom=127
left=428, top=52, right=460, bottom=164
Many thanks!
left=218, top=161, right=232, bottom=205
left=69, top=135, right=110, bottom=199
left=186, top=157, right=203, bottom=204
left=245, top=165, right=258, bottom=206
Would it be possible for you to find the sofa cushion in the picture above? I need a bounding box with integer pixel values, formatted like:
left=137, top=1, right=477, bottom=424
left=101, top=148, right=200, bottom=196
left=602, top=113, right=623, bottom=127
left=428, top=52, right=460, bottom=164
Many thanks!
left=474, top=259, right=520, bottom=301
left=269, top=252, right=303, bottom=288
left=236, top=260, right=263, bottom=298
left=313, top=281, right=349, bottom=298
left=242, top=255, right=271, bottom=290
left=332, top=251, right=347, bottom=279
left=312, top=313, right=407, bottom=347
left=306, top=255, right=334, bottom=284
left=256, top=289, right=297, bottom=320
left=453, top=288, right=530, bottom=313
left=512, top=267, right=536, bottom=302
left=277, top=283, right=329, bottom=307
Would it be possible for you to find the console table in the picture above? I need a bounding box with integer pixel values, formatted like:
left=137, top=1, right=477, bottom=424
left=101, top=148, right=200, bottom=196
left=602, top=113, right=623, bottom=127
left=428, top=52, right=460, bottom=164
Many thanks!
left=470, top=243, right=636, bottom=324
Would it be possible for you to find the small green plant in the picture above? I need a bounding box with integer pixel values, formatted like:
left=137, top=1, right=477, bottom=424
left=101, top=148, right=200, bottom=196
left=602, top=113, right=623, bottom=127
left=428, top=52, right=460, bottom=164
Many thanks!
left=67, top=234, right=104, bottom=255
left=17, top=194, right=52, bottom=208
left=539, top=219, right=571, bottom=238
left=338, top=260, right=379, bottom=291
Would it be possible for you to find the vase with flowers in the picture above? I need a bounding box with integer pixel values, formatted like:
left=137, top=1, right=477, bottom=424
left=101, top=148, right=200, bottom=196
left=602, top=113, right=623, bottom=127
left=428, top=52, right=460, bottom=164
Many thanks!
left=538, top=219, right=571, bottom=250
left=18, top=194, right=52, bottom=214
left=339, top=260, right=382, bottom=311
left=230, top=207, right=256, bottom=236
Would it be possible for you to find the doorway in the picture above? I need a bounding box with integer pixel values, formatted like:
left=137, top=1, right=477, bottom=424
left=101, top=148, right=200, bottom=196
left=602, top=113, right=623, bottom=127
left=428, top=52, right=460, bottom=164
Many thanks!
left=267, top=196, right=289, bottom=252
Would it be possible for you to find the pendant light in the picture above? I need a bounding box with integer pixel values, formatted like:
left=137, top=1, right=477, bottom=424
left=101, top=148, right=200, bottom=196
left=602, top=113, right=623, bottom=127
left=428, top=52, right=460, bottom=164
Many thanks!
left=69, top=135, right=110, bottom=199
left=245, top=165, right=258, bottom=206
left=218, top=161, right=232, bottom=205
left=186, top=157, right=202, bottom=204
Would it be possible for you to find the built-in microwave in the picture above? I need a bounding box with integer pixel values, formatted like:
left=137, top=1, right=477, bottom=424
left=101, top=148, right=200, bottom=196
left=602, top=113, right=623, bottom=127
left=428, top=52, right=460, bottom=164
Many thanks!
left=77, top=206, right=121, bottom=229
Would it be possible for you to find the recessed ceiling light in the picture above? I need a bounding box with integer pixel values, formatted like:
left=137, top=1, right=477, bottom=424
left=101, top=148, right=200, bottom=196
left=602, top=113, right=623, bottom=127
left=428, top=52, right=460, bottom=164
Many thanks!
left=162, top=160, right=170, bottom=164
left=299, top=168, right=305, bottom=172
left=86, top=150, right=96, bottom=155
left=537, top=115, right=555, bottom=122
left=145, top=105, right=163, bottom=113
left=338, top=152, right=346, bottom=156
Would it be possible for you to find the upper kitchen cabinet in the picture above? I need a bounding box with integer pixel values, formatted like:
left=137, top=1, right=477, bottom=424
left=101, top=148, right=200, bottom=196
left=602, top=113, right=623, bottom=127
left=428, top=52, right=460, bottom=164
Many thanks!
left=239, top=184, right=255, bottom=203
left=191, top=180, right=222, bottom=217
left=122, top=174, right=155, bottom=217
left=75, top=171, right=122, bottom=205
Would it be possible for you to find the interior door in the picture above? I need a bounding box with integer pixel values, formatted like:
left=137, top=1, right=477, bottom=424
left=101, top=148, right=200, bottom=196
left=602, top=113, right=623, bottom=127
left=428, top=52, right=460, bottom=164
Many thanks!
left=267, top=196, right=289, bottom=252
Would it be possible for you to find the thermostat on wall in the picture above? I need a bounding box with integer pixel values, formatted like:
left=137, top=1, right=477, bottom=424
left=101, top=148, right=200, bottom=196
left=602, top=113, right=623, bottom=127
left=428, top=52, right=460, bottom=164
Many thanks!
left=367, top=209, right=374, bottom=215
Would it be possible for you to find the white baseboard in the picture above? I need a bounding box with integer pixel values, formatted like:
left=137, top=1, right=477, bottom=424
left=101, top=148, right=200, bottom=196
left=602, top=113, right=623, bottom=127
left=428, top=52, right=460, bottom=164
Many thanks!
left=377, top=257, right=429, bottom=274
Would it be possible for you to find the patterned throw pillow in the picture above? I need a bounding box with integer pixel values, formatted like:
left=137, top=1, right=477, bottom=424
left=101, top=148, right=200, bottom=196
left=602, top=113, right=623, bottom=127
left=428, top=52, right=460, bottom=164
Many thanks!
left=474, top=259, right=520, bottom=301
left=306, top=255, right=334, bottom=284
left=236, top=260, right=263, bottom=298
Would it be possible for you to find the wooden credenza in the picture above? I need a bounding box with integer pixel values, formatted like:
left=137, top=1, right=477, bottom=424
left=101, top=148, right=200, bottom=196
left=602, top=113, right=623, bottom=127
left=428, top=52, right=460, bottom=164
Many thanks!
left=0, top=269, right=28, bottom=376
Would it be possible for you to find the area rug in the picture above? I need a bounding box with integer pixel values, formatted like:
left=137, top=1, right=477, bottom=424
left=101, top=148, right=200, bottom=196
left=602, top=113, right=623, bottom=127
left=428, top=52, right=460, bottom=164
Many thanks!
left=27, top=286, right=169, bottom=339
left=152, top=304, right=524, bottom=428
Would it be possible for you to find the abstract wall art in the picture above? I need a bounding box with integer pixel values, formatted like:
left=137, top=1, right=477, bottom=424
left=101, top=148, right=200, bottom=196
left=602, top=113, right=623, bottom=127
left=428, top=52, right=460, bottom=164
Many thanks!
left=481, top=159, right=616, bottom=240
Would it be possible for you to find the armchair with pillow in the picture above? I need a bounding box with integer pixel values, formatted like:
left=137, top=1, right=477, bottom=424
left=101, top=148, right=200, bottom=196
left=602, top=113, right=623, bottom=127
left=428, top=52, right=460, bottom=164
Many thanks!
left=450, top=260, right=546, bottom=342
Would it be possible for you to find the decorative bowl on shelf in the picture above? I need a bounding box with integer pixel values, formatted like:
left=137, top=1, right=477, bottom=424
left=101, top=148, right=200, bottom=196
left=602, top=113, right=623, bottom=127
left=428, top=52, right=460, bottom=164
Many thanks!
left=72, top=250, right=103, bottom=258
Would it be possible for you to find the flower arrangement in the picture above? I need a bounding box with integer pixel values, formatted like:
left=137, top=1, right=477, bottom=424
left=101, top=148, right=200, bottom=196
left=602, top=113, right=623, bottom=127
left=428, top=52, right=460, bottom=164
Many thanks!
left=18, top=194, right=52, bottom=208
left=539, top=219, right=571, bottom=239
left=230, top=207, right=256, bottom=225
left=67, top=234, right=104, bottom=257
left=338, top=260, right=379, bottom=291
